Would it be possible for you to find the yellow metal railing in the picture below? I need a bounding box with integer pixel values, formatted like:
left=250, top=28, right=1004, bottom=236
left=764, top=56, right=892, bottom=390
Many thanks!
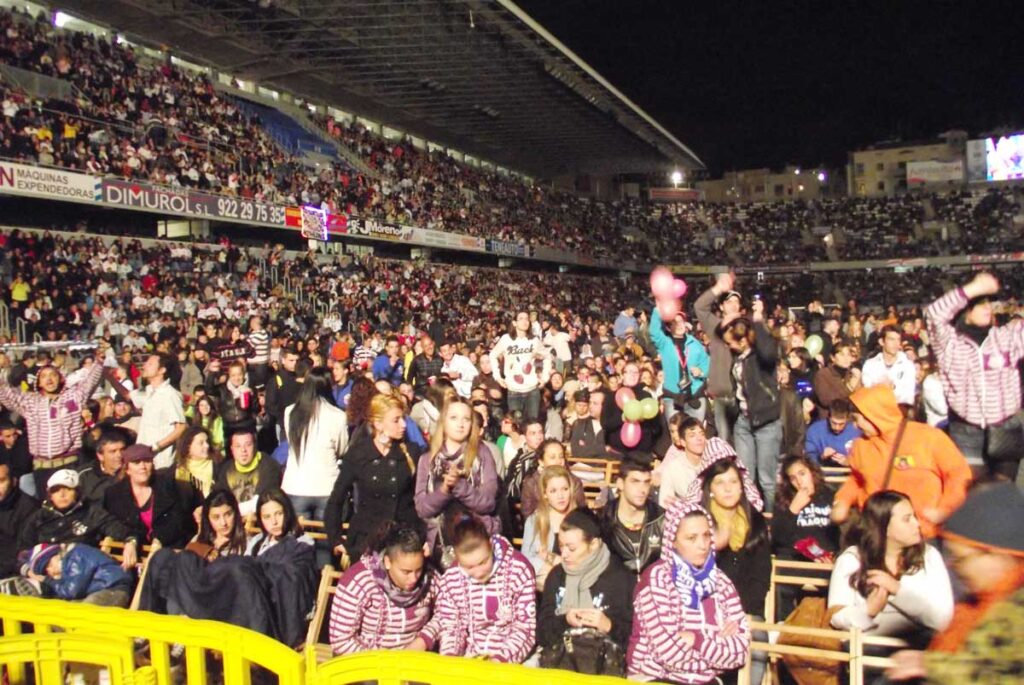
left=0, top=595, right=303, bottom=685
left=305, top=649, right=629, bottom=685
left=0, top=595, right=630, bottom=685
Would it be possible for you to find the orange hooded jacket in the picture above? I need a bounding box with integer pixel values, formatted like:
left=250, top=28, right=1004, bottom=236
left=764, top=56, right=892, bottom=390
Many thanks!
left=836, top=384, right=972, bottom=538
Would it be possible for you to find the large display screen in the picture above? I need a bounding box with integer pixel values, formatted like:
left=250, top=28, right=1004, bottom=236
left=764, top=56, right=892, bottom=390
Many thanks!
left=985, top=134, right=1024, bottom=181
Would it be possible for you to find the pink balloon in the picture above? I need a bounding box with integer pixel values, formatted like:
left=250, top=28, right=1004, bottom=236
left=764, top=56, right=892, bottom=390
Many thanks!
left=614, top=386, right=636, bottom=410
left=650, top=267, right=674, bottom=298
left=657, top=298, right=680, bottom=321
left=672, top=278, right=688, bottom=300
left=620, top=421, right=642, bottom=448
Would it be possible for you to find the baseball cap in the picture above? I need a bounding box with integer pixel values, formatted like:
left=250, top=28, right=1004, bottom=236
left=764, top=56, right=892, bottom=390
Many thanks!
left=719, top=290, right=741, bottom=306
left=47, top=469, right=79, bottom=491
left=123, top=444, right=155, bottom=463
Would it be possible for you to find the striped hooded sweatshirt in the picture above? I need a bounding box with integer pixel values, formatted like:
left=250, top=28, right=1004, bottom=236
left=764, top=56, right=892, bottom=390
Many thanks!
left=627, top=501, right=750, bottom=683
left=328, top=555, right=441, bottom=655
left=435, top=535, right=536, bottom=662
left=926, top=285, right=1024, bottom=429
left=680, top=437, right=764, bottom=511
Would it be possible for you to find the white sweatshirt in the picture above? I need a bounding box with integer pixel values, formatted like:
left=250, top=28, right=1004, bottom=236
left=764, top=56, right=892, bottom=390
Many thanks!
left=489, top=334, right=551, bottom=394
left=282, top=400, right=348, bottom=497
left=827, top=545, right=953, bottom=637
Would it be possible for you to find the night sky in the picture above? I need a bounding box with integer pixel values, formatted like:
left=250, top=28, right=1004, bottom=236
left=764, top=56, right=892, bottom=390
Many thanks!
left=516, top=0, right=1024, bottom=176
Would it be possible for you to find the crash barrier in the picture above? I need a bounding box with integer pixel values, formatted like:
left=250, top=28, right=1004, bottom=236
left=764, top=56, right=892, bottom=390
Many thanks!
left=0, top=595, right=626, bottom=685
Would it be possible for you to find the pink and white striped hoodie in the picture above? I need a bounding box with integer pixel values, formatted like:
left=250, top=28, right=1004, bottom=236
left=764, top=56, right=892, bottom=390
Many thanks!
left=434, top=535, right=536, bottom=663
left=328, top=557, right=441, bottom=655
left=627, top=501, right=750, bottom=683
left=926, top=286, right=1024, bottom=428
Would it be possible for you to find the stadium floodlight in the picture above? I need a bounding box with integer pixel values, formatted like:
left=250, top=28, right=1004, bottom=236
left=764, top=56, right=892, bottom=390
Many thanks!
left=794, top=168, right=801, bottom=175
left=53, top=11, right=70, bottom=28
left=670, top=170, right=683, bottom=187
left=817, top=171, right=827, bottom=182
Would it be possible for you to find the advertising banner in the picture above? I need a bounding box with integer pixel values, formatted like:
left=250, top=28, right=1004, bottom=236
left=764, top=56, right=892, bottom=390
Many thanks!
left=649, top=187, right=704, bottom=203
left=486, top=238, right=532, bottom=258
left=102, top=180, right=289, bottom=227
left=906, top=160, right=964, bottom=185
left=0, top=162, right=100, bottom=202
left=341, top=217, right=414, bottom=242
left=965, top=139, right=987, bottom=182
left=410, top=227, right=486, bottom=252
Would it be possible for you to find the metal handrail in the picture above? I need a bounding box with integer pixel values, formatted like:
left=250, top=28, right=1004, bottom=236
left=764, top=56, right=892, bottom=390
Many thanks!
left=15, top=318, right=27, bottom=344
left=0, top=301, right=9, bottom=339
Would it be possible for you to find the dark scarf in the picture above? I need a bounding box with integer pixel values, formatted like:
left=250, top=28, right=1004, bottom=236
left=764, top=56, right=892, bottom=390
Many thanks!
left=363, top=550, right=431, bottom=608
left=961, top=322, right=990, bottom=348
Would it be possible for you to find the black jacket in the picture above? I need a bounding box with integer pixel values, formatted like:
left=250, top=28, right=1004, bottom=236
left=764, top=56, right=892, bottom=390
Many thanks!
left=19, top=498, right=133, bottom=551
left=599, top=498, right=664, bottom=576
left=600, top=387, right=662, bottom=454
left=205, top=376, right=258, bottom=432
left=717, top=532, right=771, bottom=617
left=407, top=352, right=444, bottom=398
left=325, top=433, right=422, bottom=559
left=538, top=553, right=636, bottom=650
left=266, top=369, right=299, bottom=426
left=733, top=322, right=781, bottom=428
left=104, top=472, right=194, bottom=548
left=0, top=488, right=39, bottom=576
left=0, top=434, right=32, bottom=478
left=77, top=466, right=119, bottom=506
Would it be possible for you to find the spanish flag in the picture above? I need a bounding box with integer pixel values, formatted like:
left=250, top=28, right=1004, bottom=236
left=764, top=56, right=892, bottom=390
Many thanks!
left=284, top=206, right=302, bottom=228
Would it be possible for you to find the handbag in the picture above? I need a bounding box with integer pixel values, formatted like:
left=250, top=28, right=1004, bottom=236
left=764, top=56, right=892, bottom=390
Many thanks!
left=778, top=597, right=844, bottom=685
left=539, top=627, right=626, bottom=677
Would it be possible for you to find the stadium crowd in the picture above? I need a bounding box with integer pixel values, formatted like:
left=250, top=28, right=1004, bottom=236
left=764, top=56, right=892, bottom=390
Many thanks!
left=1, top=221, right=1022, bottom=683
left=0, top=6, right=1023, bottom=268
left=0, top=6, right=1023, bottom=684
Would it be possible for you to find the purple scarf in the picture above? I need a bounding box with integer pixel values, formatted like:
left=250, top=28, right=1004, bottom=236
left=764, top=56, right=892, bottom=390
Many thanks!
left=363, top=551, right=431, bottom=609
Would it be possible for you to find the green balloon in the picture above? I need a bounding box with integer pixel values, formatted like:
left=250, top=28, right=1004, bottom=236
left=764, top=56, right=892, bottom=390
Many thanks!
left=805, top=334, right=824, bottom=357
left=623, top=399, right=643, bottom=422
left=640, top=397, right=659, bottom=420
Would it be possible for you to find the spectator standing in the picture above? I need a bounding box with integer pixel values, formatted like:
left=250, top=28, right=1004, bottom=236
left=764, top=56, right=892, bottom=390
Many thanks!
left=861, top=325, right=917, bottom=406
left=926, top=272, right=1024, bottom=479
left=282, top=368, right=347, bottom=523
left=438, top=339, right=478, bottom=398
left=0, top=346, right=106, bottom=493
left=649, top=306, right=710, bottom=422
left=406, top=335, right=444, bottom=400
left=722, top=301, right=782, bottom=511
left=132, top=353, right=187, bottom=470
left=695, top=272, right=743, bottom=441
left=326, top=393, right=421, bottom=561
left=489, top=311, right=551, bottom=421
left=371, top=336, right=405, bottom=387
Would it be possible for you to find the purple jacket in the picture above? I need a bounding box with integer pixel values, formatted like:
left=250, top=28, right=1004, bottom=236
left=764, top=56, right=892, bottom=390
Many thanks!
left=414, top=443, right=500, bottom=550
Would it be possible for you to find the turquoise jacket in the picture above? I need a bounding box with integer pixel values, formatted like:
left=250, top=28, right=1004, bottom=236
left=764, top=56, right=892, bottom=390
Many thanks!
left=649, top=307, right=710, bottom=396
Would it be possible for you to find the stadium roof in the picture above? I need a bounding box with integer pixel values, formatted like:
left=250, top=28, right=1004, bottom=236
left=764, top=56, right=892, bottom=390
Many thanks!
left=54, top=0, right=704, bottom=177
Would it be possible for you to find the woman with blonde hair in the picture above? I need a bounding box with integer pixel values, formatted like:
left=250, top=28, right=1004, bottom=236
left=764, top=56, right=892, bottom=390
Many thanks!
left=326, top=392, right=423, bottom=561
left=521, top=465, right=578, bottom=589
left=414, top=396, right=500, bottom=567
